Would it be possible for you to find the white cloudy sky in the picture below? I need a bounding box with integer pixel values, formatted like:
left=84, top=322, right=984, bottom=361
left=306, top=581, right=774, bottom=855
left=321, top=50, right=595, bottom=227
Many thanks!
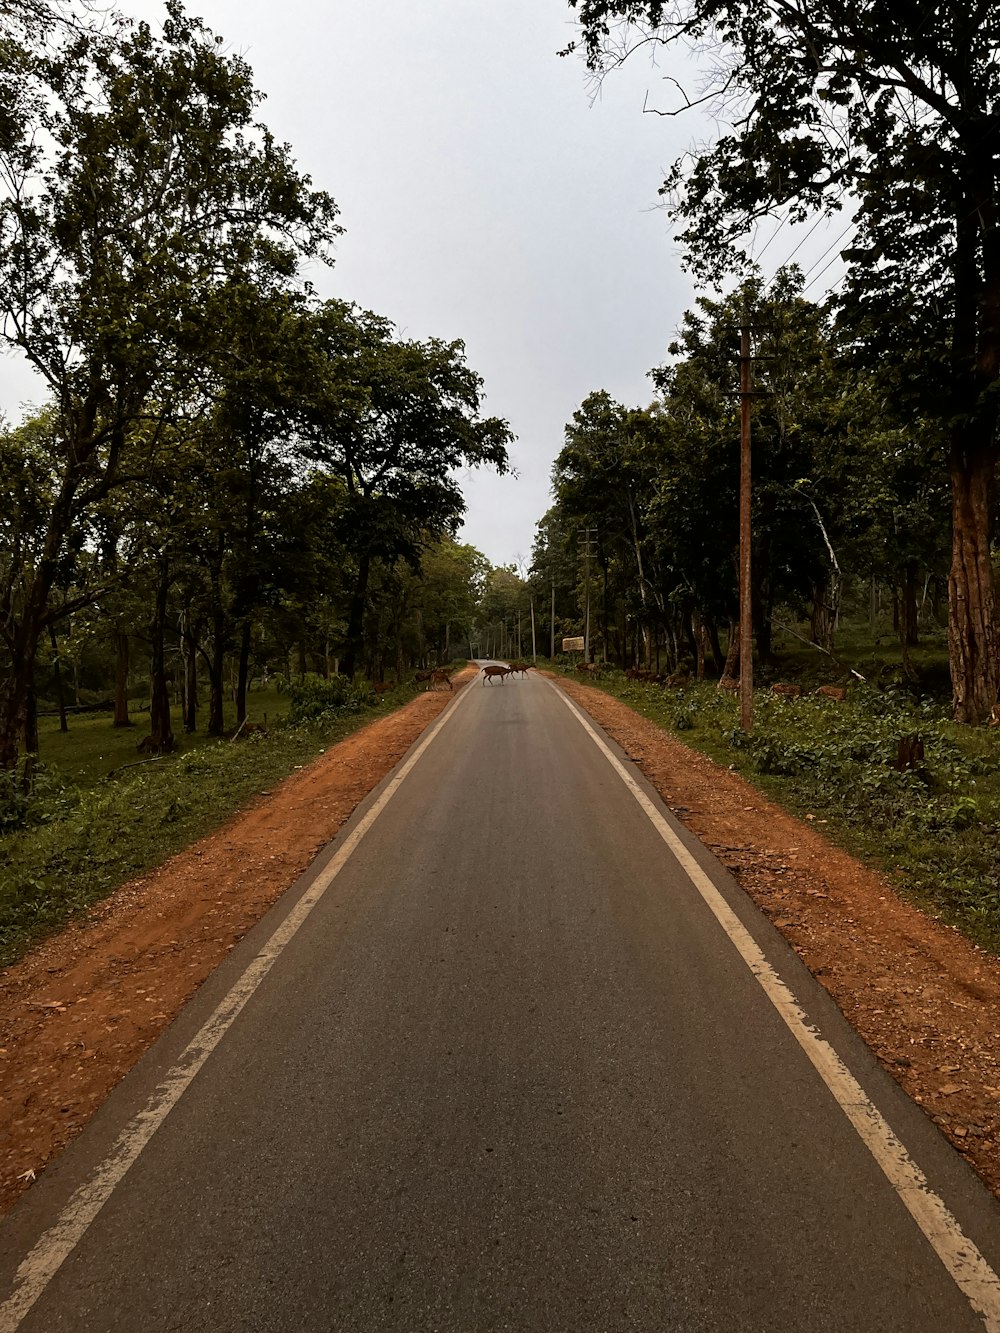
left=1, top=1, right=849, bottom=567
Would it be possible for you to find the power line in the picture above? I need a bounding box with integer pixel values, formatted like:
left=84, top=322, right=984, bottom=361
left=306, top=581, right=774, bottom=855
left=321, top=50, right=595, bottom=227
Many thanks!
left=751, top=210, right=793, bottom=264
left=797, top=219, right=857, bottom=291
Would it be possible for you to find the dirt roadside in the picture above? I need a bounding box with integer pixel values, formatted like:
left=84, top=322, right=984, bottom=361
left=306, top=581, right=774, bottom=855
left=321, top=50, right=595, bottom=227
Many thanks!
left=1, top=668, right=999, bottom=1219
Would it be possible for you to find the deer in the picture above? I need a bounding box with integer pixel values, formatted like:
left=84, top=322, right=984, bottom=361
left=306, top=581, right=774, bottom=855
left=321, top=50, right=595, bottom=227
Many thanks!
left=771, top=683, right=803, bottom=698
left=508, top=661, right=530, bottom=678
left=815, top=685, right=847, bottom=701
left=482, top=665, right=512, bottom=685
left=414, top=667, right=453, bottom=691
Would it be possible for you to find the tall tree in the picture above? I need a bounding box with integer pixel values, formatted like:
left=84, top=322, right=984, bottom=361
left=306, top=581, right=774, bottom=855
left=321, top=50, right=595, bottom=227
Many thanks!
left=566, top=0, right=1000, bottom=720
left=0, top=2, right=339, bottom=767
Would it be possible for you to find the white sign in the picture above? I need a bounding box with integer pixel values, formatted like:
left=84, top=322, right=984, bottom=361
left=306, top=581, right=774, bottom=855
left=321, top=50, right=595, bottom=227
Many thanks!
left=562, top=636, right=585, bottom=652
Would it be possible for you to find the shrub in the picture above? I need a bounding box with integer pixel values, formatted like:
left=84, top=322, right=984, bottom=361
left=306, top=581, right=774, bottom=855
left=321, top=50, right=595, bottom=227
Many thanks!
left=0, top=761, right=77, bottom=833
left=286, top=674, right=374, bottom=722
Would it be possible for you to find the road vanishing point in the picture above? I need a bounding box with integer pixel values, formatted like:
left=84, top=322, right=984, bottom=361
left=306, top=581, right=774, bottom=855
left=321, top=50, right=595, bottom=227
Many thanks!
left=2, top=668, right=1000, bottom=1332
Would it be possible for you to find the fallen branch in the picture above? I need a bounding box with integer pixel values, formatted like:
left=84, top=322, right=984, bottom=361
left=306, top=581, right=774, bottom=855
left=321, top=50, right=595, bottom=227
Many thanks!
left=104, top=754, right=177, bottom=780
left=771, top=620, right=866, bottom=682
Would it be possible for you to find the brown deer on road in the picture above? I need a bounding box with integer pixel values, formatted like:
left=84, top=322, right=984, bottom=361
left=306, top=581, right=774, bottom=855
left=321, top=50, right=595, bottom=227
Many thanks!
left=482, top=665, right=512, bottom=685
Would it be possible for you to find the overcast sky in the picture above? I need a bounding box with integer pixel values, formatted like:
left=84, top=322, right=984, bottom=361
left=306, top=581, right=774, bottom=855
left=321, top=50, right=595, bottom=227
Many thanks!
left=1, top=1, right=850, bottom=567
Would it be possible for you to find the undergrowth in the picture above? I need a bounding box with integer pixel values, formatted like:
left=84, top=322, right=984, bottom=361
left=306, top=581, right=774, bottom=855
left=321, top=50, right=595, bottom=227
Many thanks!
left=569, top=669, right=1000, bottom=954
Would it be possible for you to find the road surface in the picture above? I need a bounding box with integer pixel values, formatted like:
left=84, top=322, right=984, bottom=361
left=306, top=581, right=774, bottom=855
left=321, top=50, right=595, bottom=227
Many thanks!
left=2, top=668, right=1000, bottom=1331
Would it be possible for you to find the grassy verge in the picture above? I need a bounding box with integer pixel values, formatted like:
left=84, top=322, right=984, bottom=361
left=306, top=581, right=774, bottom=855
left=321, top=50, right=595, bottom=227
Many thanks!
left=34, top=688, right=291, bottom=788
left=0, top=676, right=433, bottom=969
left=563, top=668, right=1000, bottom=954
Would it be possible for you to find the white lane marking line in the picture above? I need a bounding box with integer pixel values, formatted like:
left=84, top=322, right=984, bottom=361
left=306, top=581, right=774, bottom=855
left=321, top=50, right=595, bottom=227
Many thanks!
left=548, top=680, right=1000, bottom=1333
left=0, top=683, right=476, bottom=1333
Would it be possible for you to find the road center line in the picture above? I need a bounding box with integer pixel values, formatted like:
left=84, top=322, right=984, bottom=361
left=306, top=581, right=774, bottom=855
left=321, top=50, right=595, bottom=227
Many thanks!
left=549, top=679, right=1000, bottom=1333
left=0, top=682, right=477, bottom=1333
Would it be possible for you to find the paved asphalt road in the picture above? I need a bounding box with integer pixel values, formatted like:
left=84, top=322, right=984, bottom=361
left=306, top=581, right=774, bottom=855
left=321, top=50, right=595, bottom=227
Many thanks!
left=3, top=669, right=1000, bottom=1332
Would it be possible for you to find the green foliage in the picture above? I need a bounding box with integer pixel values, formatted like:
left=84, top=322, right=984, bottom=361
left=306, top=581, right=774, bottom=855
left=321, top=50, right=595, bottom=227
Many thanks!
left=286, top=674, right=375, bottom=721
left=572, top=667, right=1000, bottom=951
left=0, top=760, right=76, bottom=833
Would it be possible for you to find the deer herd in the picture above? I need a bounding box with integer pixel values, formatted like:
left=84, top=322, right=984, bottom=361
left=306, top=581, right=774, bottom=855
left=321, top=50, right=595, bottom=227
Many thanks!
left=481, top=661, right=531, bottom=685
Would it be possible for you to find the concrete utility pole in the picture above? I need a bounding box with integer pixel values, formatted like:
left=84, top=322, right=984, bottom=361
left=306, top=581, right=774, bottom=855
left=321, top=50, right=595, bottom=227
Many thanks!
left=530, top=597, right=537, bottom=663
left=578, top=528, right=597, bottom=663
left=739, top=324, right=753, bottom=733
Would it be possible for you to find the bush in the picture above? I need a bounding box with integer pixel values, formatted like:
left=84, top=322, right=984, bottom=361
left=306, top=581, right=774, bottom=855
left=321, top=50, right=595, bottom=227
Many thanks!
left=286, top=674, right=374, bottom=722
left=0, top=760, right=77, bottom=833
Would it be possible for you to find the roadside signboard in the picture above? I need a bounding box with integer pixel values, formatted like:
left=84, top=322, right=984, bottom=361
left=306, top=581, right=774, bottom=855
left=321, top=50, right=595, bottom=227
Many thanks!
left=562, top=636, right=585, bottom=652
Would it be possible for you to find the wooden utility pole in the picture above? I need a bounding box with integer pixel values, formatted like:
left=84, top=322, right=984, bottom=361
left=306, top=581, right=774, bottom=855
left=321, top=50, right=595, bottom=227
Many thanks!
left=739, top=323, right=754, bottom=733
left=578, top=527, right=597, bottom=663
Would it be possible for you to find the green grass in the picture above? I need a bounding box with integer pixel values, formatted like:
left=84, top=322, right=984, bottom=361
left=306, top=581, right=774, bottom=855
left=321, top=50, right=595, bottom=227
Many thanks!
left=35, top=688, right=291, bottom=788
left=0, top=676, right=429, bottom=968
left=770, top=617, right=953, bottom=694
left=565, top=666, right=1000, bottom=955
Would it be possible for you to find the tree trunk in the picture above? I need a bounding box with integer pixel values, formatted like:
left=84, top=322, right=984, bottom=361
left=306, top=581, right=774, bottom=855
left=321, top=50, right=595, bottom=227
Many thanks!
left=148, top=561, right=175, bottom=754
left=183, top=623, right=199, bottom=733
left=902, top=559, right=920, bottom=647
left=208, top=629, right=225, bottom=737
left=706, top=617, right=726, bottom=675
left=236, top=620, right=252, bottom=725
left=720, top=620, right=740, bottom=683
left=113, top=631, right=132, bottom=727
left=811, top=581, right=835, bottom=651
left=48, top=625, right=68, bottom=733
left=692, top=608, right=706, bottom=681
left=343, top=552, right=371, bottom=680
left=23, top=677, right=38, bottom=758
left=0, top=620, right=41, bottom=771
left=948, top=440, right=1000, bottom=722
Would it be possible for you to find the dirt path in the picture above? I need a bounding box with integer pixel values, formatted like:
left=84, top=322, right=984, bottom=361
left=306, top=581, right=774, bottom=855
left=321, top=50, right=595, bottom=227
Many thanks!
left=2, top=667, right=999, bottom=1218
